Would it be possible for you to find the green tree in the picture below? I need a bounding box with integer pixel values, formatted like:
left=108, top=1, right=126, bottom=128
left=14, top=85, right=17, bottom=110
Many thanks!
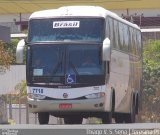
left=8, top=38, right=19, bottom=64
left=14, top=80, right=27, bottom=104
left=15, top=80, right=27, bottom=97
left=0, top=40, right=13, bottom=72
left=141, top=40, right=160, bottom=122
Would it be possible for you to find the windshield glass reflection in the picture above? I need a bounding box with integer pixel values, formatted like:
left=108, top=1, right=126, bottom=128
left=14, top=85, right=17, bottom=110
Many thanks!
left=28, top=18, right=104, bottom=42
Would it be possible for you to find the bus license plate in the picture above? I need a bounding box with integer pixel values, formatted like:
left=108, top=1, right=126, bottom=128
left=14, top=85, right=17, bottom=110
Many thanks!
left=59, top=103, right=72, bottom=109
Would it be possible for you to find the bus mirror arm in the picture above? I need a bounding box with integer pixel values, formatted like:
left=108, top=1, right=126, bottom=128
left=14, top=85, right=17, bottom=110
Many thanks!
left=16, top=39, right=26, bottom=64
left=102, top=38, right=111, bottom=62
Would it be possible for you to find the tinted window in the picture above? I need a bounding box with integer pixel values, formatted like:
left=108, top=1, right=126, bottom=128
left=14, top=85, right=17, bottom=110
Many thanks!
left=28, top=18, right=105, bottom=42
left=108, top=18, right=114, bottom=48
left=113, top=20, right=119, bottom=49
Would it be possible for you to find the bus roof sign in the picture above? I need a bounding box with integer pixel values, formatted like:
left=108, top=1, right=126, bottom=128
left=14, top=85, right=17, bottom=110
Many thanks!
left=53, top=21, right=80, bottom=28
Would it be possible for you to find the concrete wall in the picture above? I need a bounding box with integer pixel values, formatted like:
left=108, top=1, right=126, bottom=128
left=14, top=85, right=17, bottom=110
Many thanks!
left=0, top=65, right=25, bottom=124
left=0, top=25, right=10, bottom=43
left=0, top=14, right=30, bottom=34
left=0, top=65, right=26, bottom=94
left=7, top=104, right=57, bottom=124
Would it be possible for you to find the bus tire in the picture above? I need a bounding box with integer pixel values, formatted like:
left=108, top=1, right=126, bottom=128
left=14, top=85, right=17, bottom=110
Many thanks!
left=124, top=99, right=136, bottom=123
left=114, top=114, right=124, bottom=123
left=64, top=117, right=83, bottom=124
left=101, top=90, right=114, bottom=124
left=101, top=111, right=112, bottom=124
left=38, top=112, right=49, bottom=124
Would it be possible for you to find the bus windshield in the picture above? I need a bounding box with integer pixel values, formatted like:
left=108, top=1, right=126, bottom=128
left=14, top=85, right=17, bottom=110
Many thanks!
left=29, top=44, right=105, bottom=84
left=28, top=18, right=105, bottom=42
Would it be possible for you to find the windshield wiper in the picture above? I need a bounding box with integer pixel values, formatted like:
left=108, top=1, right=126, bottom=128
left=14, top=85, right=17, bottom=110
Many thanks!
left=52, top=61, right=62, bottom=75
left=69, top=61, right=79, bottom=75
left=52, top=50, right=64, bottom=76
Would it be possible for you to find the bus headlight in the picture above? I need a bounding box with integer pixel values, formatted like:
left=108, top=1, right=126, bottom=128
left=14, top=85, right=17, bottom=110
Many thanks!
left=28, top=93, right=46, bottom=100
left=85, top=92, right=105, bottom=99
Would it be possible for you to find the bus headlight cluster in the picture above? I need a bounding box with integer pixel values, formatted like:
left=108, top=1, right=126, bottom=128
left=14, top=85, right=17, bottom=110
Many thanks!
left=28, top=93, right=46, bottom=100
left=85, top=92, right=105, bottom=99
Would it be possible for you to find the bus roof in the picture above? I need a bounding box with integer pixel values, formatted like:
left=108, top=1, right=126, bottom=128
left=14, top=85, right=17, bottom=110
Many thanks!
left=29, top=6, right=115, bottom=18
left=141, top=28, right=160, bottom=32
left=29, top=6, right=140, bottom=30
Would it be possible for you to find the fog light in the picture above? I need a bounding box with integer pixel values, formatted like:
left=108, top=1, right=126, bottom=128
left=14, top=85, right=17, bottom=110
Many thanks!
left=99, top=103, right=104, bottom=107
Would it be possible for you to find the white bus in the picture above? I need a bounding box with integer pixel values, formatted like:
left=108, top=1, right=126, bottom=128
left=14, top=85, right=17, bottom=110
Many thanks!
left=16, top=6, right=142, bottom=124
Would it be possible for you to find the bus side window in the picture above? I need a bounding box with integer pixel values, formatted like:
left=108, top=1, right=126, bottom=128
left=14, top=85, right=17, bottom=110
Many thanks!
left=129, top=27, right=135, bottom=55
left=137, top=31, right=142, bottom=58
left=106, top=18, right=110, bottom=37
left=134, top=29, right=138, bottom=56
left=108, top=18, right=114, bottom=48
left=113, top=20, right=119, bottom=50
left=124, top=25, right=129, bottom=52
left=119, top=22, right=124, bottom=50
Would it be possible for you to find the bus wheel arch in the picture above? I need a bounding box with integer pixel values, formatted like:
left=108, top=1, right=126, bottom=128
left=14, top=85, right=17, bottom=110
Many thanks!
left=135, top=93, right=139, bottom=114
left=124, top=91, right=136, bottom=123
left=101, top=87, right=115, bottom=124
left=111, top=87, right=115, bottom=114
left=132, top=91, right=139, bottom=114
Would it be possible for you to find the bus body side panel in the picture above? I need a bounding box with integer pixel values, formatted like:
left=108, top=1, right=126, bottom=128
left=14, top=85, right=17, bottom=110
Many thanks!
left=109, top=50, right=131, bottom=113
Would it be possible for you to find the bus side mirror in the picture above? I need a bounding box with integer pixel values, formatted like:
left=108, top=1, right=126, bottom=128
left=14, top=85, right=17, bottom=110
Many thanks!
left=16, top=39, right=25, bottom=64
left=102, top=38, right=111, bottom=61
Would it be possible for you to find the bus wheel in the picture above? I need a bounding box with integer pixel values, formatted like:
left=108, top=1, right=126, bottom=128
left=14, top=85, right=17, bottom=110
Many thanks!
left=114, top=114, right=124, bottom=123
left=101, top=112, right=112, bottom=124
left=64, top=117, right=83, bottom=124
left=124, top=101, right=136, bottom=123
left=38, top=112, right=49, bottom=124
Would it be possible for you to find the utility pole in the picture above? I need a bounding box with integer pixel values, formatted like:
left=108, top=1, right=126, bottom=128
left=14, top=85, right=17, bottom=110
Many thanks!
left=20, top=13, right=22, bottom=32
left=8, top=94, right=12, bottom=120
left=19, top=91, right=21, bottom=124
left=26, top=104, right=29, bottom=124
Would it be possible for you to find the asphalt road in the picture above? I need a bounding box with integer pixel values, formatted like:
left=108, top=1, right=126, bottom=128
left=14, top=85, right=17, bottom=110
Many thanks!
left=0, top=123, right=160, bottom=135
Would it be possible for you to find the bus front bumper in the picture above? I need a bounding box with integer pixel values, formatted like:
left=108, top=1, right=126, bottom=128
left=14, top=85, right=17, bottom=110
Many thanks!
left=27, top=97, right=108, bottom=113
